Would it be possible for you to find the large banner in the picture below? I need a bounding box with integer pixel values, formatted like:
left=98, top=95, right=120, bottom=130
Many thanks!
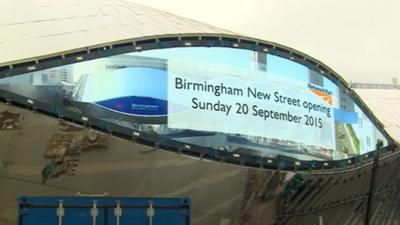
left=167, top=62, right=336, bottom=149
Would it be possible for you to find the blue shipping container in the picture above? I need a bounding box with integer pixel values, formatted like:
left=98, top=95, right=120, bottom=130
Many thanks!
left=17, top=196, right=191, bottom=225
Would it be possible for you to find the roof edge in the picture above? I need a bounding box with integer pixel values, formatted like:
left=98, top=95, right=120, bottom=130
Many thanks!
left=0, top=32, right=396, bottom=146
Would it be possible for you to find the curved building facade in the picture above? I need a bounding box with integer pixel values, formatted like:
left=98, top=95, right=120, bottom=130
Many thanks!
left=0, top=1, right=399, bottom=225
left=0, top=46, right=391, bottom=161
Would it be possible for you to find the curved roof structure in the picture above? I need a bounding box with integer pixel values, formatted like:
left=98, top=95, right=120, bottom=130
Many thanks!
left=0, top=0, right=397, bottom=161
left=0, top=0, right=351, bottom=88
left=0, top=0, right=237, bottom=66
left=355, top=88, right=400, bottom=142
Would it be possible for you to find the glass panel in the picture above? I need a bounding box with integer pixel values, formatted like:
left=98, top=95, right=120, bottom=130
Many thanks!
left=0, top=47, right=388, bottom=161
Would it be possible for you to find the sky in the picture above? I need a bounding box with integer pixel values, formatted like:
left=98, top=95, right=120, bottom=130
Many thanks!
left=129, top=0, right=400, bottom=84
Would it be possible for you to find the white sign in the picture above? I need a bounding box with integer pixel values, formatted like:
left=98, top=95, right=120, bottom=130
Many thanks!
left=167, top=63, right=335, bottom=150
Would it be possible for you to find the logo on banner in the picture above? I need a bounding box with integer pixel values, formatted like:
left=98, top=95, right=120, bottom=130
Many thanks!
left=308, top=83, right=332, bottom=106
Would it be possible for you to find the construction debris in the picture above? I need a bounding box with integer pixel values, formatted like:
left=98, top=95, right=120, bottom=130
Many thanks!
left=41, top=157, right=80, bottom=184
left=44, top=134, right=73, bottom=158
left=44, top=131, right=108, bottom=158
left=0, top=110, right=22, bottom=130
left=67, top=131, right=108, bottom=154
left=42, top=130, right=109, bottom=183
